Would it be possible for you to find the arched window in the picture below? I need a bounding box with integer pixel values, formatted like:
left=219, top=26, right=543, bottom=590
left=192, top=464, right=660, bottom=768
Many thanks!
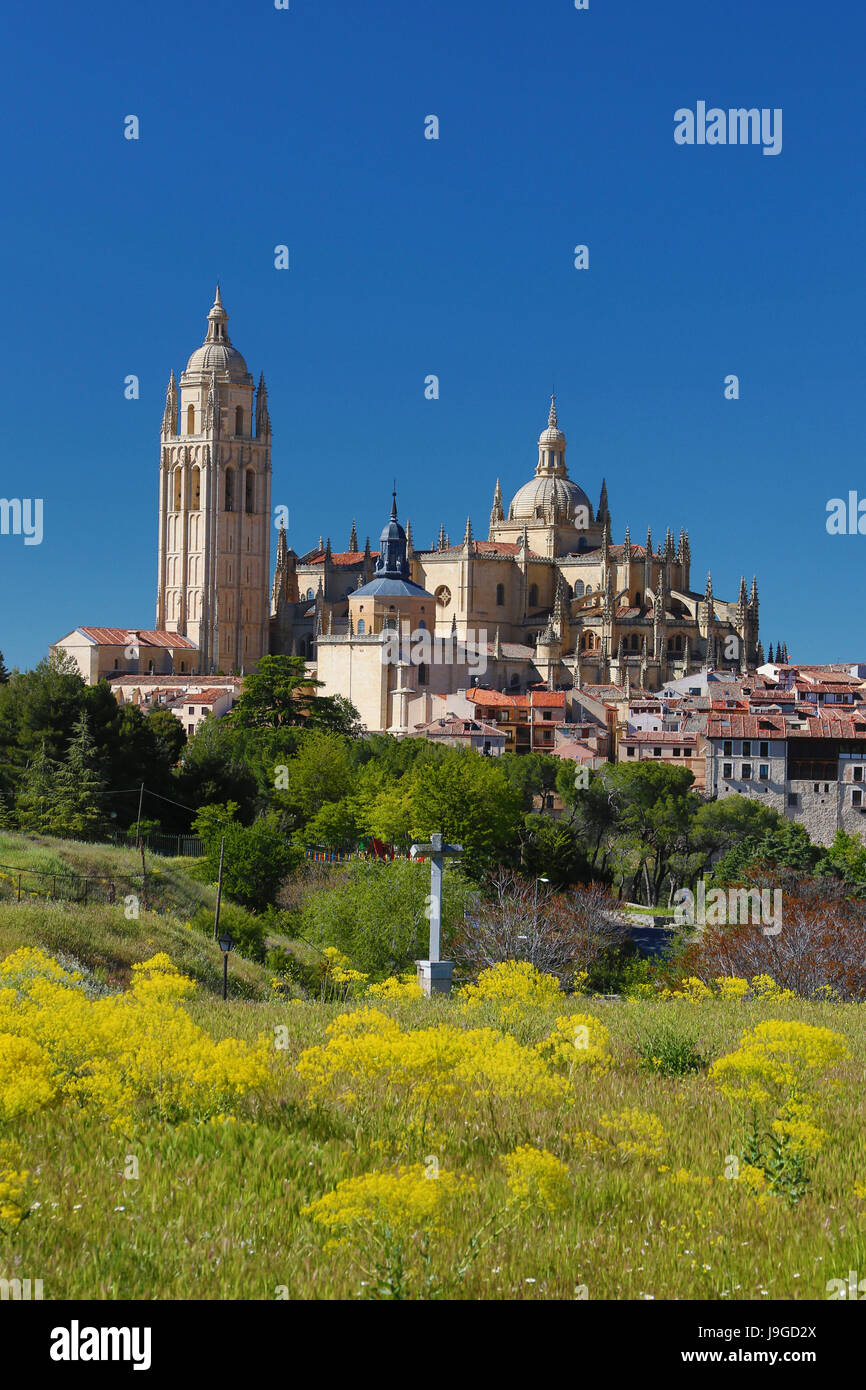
left=245, top=470, right=254, bottom=513
left=529, top=583, right=538, bottom=608
left=384, top=617, right=397, bottom=631
left=418, top=619, right=427, bottom=630
left=418, top=663, right=429, bottom=686
left=235, top=406, right=244, bottom=435
left=190, top=466, right=201, bottom=509
left=631, top=634, right=639, bottom=650
left=306, top=588, right=314, bottom=600
left=574, top=580, right=585, bottom=598
left=496, top=584, right=505, bottom=606
left=585, top=584, right=593, bottom=594
left=224, top=468, right=234, bottom=512
left=510, top=673, right=520, bottom=687
left=675, top=634, right=683, bottom=651
left=633, top=591, right=641, bottom=606
left=187, top=404, right=195, bottom=434
left=356, top=619, right=365, bottom=635
left=173, top=467, right=182, bottom=511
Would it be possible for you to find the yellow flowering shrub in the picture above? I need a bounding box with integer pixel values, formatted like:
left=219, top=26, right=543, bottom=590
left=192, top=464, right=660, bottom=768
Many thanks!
left=535, top=1013, right=612, bottom=1071
left=715, top=976, right=750, bottom=999
left=0, top=948, right=275, bottom=1129
left=598, top=1107, right=665, bottom=1160
left=749, top=974, right=795, bottom=1002
left=365, top=974, right=424, bottom=1002
left=0, top=1032, right=56, bottom=1118
left=301, top=1164, right=470, bottom=1248
left=457, top=961, right=563, bottom=1019
left=0, top=1141, right=31, bottom=1227
left=709, top=1020, right=849, bottom=1109
left=320, top=947, right=369, bottom=997
left=503, top=1145, right=572, bottom=1213
left=295, top=1008, right=570, bottom=1114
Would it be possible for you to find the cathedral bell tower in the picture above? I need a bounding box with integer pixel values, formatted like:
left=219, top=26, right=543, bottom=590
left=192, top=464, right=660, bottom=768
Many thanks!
left=156, top=288, right=272, bottom=673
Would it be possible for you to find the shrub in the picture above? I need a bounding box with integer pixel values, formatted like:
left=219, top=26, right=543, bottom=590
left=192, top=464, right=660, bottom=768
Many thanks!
left=634, top=1024, right=707, bottom=1077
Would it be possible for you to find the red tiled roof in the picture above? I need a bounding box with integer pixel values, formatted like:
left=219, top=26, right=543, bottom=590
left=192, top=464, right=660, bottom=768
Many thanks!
left=621, top=731, right=698, bottom=746
left=706, top=714, right=788, bottom=739
left=77, top=627, right=198, bottom=649
left=464, top=688, right=566, bottom=709
left=790, top=714, right=866, bottom=739
left=303, top=551, right=380, bottom=567
left=181, top=690, right=228, bottom=706
left=420, top=715, right=505, bottom=738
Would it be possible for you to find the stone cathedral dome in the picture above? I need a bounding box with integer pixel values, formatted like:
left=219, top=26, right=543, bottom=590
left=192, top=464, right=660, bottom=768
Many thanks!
left=184, top=286, right=253, bottom=384
left=507, top=396, right=593, bottom=522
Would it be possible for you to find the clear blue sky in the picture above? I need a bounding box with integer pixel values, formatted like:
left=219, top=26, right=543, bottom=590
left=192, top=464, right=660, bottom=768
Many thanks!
left=1, top=0, right=863, bottom=671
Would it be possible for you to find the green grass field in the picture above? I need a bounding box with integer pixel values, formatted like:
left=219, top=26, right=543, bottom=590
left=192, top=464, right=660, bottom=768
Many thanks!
left=0, top=834, right=864, bottom=1301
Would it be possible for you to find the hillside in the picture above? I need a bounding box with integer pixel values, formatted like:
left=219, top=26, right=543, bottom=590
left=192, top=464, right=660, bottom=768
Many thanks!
left=0, top=831, right=279, bottom=1000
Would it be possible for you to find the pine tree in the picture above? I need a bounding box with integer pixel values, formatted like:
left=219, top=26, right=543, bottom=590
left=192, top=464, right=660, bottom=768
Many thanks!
left=16, top=744, right=62, bottom=834
left=48, top=714, right=109, bottom=841
left=0, top=650, right=8, bottom=683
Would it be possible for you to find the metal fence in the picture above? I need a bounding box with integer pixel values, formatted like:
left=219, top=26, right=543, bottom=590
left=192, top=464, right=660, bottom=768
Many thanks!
left=0, top=861, right=143, bottom=907
left=112, top=830, right=204, bottom=858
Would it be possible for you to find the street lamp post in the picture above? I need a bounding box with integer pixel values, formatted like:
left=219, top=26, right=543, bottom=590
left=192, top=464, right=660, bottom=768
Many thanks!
left=218, top=930, right=234, bottom=1001
left=409, top=831, right=463, bottom=997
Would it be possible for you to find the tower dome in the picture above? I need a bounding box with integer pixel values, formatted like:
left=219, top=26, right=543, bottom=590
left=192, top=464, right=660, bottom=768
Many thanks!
left=183, top=286, right=252, bottom=384
left=507, top=395, right=592, bottom=523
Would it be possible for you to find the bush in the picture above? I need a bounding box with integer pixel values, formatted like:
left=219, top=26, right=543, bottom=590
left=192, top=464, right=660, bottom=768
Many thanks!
left=634, top=1024, right=707, bottom=1077
left=189, top=902, right=266, bottom=963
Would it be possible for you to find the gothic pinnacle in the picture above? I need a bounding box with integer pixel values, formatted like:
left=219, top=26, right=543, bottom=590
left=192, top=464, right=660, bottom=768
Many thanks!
left=349, top=519, right=358, bottom=553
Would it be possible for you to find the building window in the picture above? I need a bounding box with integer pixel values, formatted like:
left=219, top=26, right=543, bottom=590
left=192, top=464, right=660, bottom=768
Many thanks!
left=225, top=468, right=234, bottom=512
left=356, top=619, right=365, bottom=634
left=788, top=792, right=798, bottom=807
left=855, top=766, right=864, bottom=782
left=529, top=584, right=538, bottom=608
left=723, top=740, right=732, bottom=756
left=742, top=741, right=752, bottom=757
left=384, top=617, right=397, bottom=631
left=653, top=747, right=662, bottom=758
left=245, top=470, right=254, bottom=513
left=496, top=584, right=505, bottom=606
left=191, top=466, right=201, bottom=509
left=173, top=467, right=182, bottom=510
left=759, top=764, right=770, bottom=780
left=742, top=763, right=752, bottom=780
left=418, top=663, right=429, bottom=686
left=187, top=404, right=195, bottom=434
left=675, top=634, right=682, bottom=651
left=854, top=789, right=863, bottom=806
left=418, top=619, right=427, bottom=630
left=673, top=747, right=681, bottom=756
left=574, top=580, right=585, bottom=598
left=759, top=741, right=769, bottom=757
left=627, top=746, right=636, bottom=757
left=235, top=406, right=244, bottom=435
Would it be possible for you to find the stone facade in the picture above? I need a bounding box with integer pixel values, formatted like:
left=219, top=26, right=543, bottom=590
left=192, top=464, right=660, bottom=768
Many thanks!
left=156, top=289, right=272, bottom=673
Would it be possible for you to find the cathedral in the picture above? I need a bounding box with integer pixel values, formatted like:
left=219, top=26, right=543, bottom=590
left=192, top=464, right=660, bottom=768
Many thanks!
left=141, top=290, right=760, bottom=733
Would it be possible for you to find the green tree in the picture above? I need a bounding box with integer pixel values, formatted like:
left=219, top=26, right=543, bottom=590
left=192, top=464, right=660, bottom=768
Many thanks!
left=274, top=730, right=355, bottom=823
left=0, top=651, right=9, bottom=684
left=300, top=857, right=476, bottom=976
left=47, top=713, right=110, bottom=841
left=305, top=798, right=359, bottom=848
left=409, top=749, right=523, bottom=875
left=15, top=744, right=62, bottom=833
left=193, top=802, right=299, bottom=911
left=229, top=654, right=360, bottom=737
left=146, top=706, right=188, bottom=766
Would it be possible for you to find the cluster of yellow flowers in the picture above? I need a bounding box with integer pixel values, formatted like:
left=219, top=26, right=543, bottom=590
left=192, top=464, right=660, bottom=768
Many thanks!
left=575, top=1107, right=666, bottom=1161
left=663, top=974, right=796, bottom=1003
left=301, top=1163, right=470, bottom=1249
left=503, top=1145, right=572, bottom=1213
left=295, top=1007, right=572, bottom=1116
left=457, top=961, right=564, bottom=1019
left=711, top=1018, right=849, bottom=1165
left=0, top=1140, right=31, bottom=1227
left=0, top=948, right=275, bottom=1130
left=710, top=1019, right=849, bottom=1109
left=535, top=1013, right=612, bottom=1071
left=365, top=974, right=424, bottom=1002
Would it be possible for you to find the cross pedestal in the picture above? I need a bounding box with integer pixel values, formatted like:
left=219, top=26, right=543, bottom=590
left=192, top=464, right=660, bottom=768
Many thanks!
left=411, top=831, right=463, bottom=997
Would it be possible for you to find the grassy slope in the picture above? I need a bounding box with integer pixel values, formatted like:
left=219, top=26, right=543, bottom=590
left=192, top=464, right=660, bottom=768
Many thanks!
left=0, top=831, right=276, bottom=999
